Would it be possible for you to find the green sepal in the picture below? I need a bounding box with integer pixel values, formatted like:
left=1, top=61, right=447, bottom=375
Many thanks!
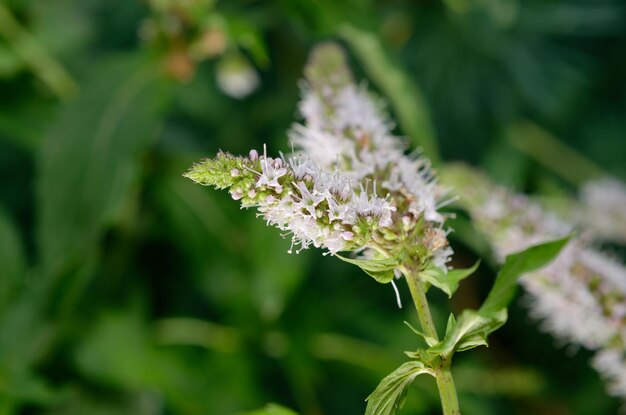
left=419, top=261, right=480, bottom=298
left=365, top=361, right=434, bottom=415
left=335, top=254, right=401, bottom=284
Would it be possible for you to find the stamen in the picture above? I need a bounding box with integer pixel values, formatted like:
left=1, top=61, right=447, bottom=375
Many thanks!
left=243, top=165, right=261, bottom=176
left=391, top=279, right=402, bottom=309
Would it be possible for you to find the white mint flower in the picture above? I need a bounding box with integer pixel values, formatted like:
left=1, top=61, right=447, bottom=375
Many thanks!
left=294, top=45, right=446, bottom=205
left=258, top=152, right=288, bottom=190
left=579, top=177, right=626, bottom=244
left=294, top=181, right=325, bottom=217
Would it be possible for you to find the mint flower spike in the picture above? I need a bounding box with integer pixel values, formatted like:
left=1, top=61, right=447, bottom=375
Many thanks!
left=443, top=164, right=626, bottom=400
left=185, top=146, right=396, bottom=255
left=185, top=43, right=454, bottom=275
left=292, top=43, right=454, bottom=269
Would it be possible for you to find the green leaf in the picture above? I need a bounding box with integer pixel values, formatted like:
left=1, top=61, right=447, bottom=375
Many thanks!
left=420, top=261, right=480, bottom=298
left=37, top=55, right=170, bottom=277
left=403, top=321, right=438, bottom=347
left=479, top=236, right=570, bottom=315
left=452, top=311, right=506, bottom=353
left=427, top=309, right=507, bottom=356
left=241, top=403, right=299, bottom=415
left=73, top=307, right=258, bottom=413
left=0, top=43, right=22, bottom=77
left=230, top=21, right=269, bottom=69
left=335, top=254, right=400, bottom=284
left=444, top=314, right=456, bottom=339
left=365, top=361, right=434, bottom=415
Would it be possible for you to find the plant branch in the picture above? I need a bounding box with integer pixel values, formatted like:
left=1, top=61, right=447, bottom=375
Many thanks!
left=401, top=265, right=439, bottom=341
left=401, top=265, right=460, bottom=415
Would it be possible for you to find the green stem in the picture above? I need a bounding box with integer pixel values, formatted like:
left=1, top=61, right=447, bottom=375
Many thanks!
left=436, top=366, right=460, bottom=415
left=403, top=266, right=439, bottom=340
left=507, top=121, right=606, bottom=185
left=402, top=266, right=460, bottom=415
left=0, top=4, right=78, bottom=100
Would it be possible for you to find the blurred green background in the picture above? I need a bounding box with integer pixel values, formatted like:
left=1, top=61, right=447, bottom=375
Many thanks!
left=1, top=0, right=625, bottom=414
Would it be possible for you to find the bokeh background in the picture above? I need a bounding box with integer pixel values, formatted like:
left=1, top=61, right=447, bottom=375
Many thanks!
left=1, top=0, right=625, bottom=414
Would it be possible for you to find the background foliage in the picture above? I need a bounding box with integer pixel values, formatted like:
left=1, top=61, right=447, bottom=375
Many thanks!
left=0, top=0, right=625, bottom=414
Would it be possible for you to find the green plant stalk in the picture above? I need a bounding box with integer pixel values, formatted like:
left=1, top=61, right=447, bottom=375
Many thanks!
left=0, top=4, right=78, bottom=100
left=507, top=121, right=606, bottom=185
left=436, top=366, right=460, bottom=415
left=403, top=266, right=460, bottom=415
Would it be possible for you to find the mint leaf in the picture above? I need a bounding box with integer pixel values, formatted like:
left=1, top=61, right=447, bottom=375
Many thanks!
left=420, top=261, right=480, bottom=297
left=427, top=309, right=507, bottom=355
left=365, top=361, right=434, bottom=415
left=479, top=236, right=570, bottom=315
left=335, top=254, right=400, bottom=284
left=403, top=321, right=438, bottom=347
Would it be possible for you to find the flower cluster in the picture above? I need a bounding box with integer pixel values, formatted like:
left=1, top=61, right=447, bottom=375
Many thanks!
left=185, top=43, right=452, bottom=273
left=185, top=147, right=394, bottom=254
left=443, top=165, right=626, bottom=398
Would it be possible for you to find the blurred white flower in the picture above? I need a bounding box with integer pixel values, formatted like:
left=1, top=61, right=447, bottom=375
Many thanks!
left=579, top=177, right=626, bottom=244
left=447, top=165, right=626, bottom=399
left=593, top=349, right=626, bottom=398
left=216, top=54, right=260, bottom=99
